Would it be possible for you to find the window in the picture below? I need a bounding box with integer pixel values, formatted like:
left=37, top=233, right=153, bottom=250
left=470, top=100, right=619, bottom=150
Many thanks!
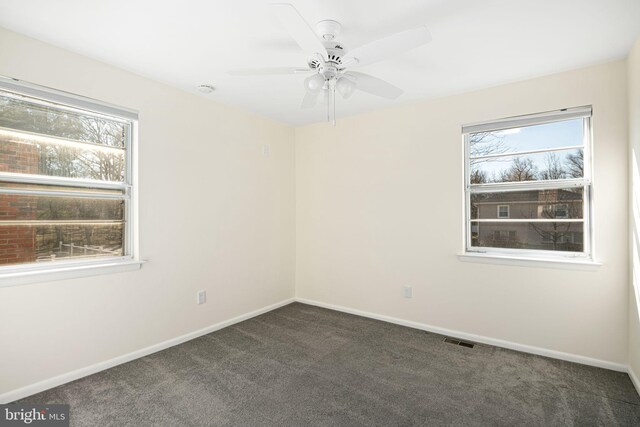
left=497, top=205, right=510, bottom=219
left=0, top=77, right=138, bottom=280
left=554, top=204, right=569, bottom=219
left=463, top=107, right=592, bottom=261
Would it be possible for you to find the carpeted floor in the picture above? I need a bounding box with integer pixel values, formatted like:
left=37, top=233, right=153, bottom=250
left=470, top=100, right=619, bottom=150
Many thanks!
left=18, top=302, right=640, bottom=426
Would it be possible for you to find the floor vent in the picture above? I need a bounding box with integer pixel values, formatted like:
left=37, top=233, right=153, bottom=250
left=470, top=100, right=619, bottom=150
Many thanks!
left=443, top=337, right=475, bottom=349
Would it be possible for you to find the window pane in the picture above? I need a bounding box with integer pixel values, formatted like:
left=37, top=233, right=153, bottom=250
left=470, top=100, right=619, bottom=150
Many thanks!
left=471, top=188, right=583, bottom=220
left=469, top=118, right=583, bottom=158
left=470, top=221, right=584, bottom=252
left=470, top=148, right=583, bottom=183
left=0, top=93, right=126, bottom=148
left=0, top=129, right=125, bottom=182
left=0, top=223, right=124, bottom=265
left=0, top=182, right=123, bottom=196
left=0, top=193, right=124, bottom=221
left=0, top=190, right=125, bottom=266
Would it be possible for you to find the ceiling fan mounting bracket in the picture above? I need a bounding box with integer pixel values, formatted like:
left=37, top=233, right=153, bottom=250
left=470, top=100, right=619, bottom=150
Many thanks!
left=316, top=20, right=342, bottom=41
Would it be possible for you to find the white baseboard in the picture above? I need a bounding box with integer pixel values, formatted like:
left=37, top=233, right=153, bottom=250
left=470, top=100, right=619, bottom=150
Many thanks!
left=295, top=297, right=628, bottom=373
left=629, top=366, right=640, bottom=396
left=0, top=298, right=295, bottom=404
left=3, top=296, right=634, bottom=404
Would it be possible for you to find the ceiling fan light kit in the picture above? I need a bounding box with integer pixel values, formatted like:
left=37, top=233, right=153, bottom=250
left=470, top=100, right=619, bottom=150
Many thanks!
left=229, top=3, right=432, bottom=125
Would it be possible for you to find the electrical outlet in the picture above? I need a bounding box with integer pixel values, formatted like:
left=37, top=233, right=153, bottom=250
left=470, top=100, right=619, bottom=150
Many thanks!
left=197, top=290, right=206, bottom=305
left=261, top=144, right=270, bottom=156
left=403, top=286, right=413, bottom=299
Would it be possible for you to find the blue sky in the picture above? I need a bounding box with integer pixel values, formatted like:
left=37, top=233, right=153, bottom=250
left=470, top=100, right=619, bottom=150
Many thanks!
left=492, top=119, right=583, bottom=152
left=472, top=119, right=583, bottom=180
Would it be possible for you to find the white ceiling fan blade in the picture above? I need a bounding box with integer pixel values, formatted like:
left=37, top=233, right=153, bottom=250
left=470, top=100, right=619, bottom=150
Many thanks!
left=343, top=26, right=431, bottom=67
left=271, top=3, right=327, bottom=58
left=229, top=67, right=311, bottom=76
left=345, top=71, right=404, bottom=99
left=301, top=90, right=319, bottom=108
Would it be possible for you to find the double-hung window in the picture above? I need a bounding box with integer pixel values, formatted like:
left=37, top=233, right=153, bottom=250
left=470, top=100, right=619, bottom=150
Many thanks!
left=497, top=205, right=510, bottom=219
left=463, top=107, right=593, bottom=262
left=0, top=77, right=138, bottom=282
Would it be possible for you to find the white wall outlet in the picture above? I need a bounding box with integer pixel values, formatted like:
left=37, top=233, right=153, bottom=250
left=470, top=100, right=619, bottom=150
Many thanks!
left=403, top=285, right=413, bottom=299
left=197, top=290, right=206, bottom=305
left=261, top=144, right=270, bottom=157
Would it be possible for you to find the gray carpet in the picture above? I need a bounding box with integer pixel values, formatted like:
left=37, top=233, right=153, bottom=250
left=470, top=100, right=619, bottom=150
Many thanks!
left=17, top=302, right=640, bottom=426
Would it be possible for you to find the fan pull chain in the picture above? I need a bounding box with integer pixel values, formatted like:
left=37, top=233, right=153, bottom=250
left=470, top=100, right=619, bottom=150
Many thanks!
left=327, top=80, right=336, bottom=126
left=326, top=88, right=330, bottom=123
left=332, top=87, right=336, bottom=126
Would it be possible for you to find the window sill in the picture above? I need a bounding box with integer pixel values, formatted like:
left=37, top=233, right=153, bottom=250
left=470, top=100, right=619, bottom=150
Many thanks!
left=457, top=252, right=601, bottom=270
left=0, top=259, right=144, bottom=287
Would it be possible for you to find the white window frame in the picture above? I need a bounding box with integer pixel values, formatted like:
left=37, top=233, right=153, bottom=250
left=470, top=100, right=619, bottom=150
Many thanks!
left=497, top=205, right=510, bottom=219
left=0, top=76, right=141, bottom=287
left=461, top=106, right=595, bottom=265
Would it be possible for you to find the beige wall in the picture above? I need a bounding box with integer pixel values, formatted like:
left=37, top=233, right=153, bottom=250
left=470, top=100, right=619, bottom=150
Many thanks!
left=296, top=60, right=629, bottom=365
left=629, top=37, right=640, bottom=381
left=0, top=27, right=296, bottom=395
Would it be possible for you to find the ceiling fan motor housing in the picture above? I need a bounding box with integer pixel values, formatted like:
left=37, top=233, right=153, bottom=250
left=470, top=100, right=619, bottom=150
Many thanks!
left=325, top=44, right=345, bottom=64
left=308, top=43, right=346, bottom=70
left=306, top=19, right=346, bottom=70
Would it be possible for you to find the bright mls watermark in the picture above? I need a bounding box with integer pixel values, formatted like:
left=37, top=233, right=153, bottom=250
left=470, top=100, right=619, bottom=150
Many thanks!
left=0, top=405, right=69, bottom=426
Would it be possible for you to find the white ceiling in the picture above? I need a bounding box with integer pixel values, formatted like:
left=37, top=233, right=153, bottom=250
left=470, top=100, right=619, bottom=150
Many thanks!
left=0, top=0, right=639, bottom=125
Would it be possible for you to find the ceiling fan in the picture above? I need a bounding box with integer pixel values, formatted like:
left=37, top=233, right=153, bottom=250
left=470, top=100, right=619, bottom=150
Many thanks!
left=229, top=3, right=432, bottom=125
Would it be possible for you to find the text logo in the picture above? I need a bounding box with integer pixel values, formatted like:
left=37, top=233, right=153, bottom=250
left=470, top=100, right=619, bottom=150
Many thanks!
left=0, top=405, right=69, bottom=427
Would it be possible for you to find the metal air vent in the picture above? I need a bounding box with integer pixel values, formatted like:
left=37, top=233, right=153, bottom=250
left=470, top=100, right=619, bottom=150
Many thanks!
left=443, top=337, right=476, bottom=348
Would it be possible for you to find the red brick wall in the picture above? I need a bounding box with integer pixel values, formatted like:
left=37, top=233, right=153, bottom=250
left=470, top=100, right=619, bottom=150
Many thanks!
left=0, top=140, right=40, bottom=174
left=0, top=140, right=38, bottom=265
